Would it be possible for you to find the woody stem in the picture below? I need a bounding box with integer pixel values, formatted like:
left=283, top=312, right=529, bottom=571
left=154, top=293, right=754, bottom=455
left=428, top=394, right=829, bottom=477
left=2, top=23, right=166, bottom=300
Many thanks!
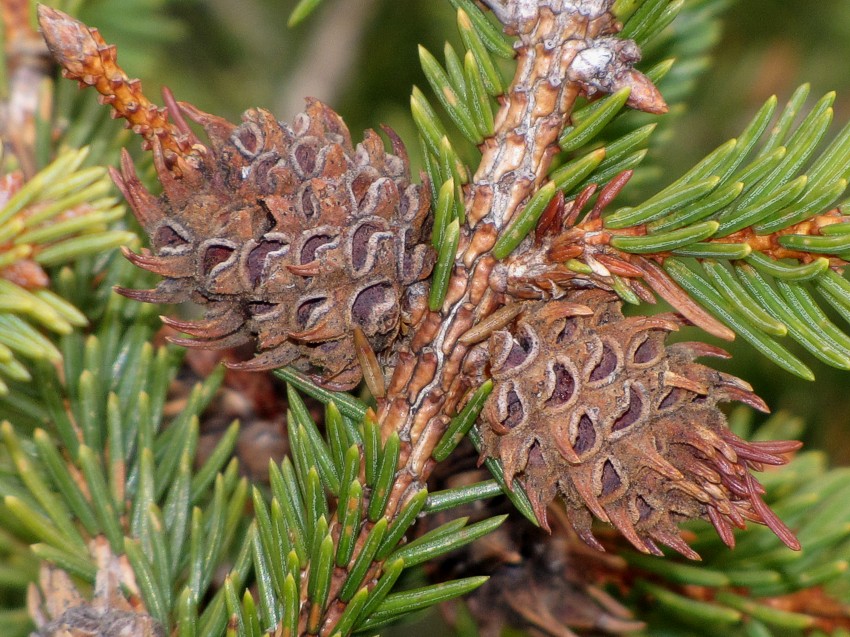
left=379, top=2, right=623, bottom=541
left=315, top=3, right=667, bottom=634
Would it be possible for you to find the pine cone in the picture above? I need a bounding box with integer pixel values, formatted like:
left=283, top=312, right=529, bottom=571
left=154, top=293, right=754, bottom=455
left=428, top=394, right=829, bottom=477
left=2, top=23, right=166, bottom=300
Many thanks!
left=115, top=99, right=433, bottom=389
left=479, top=289, right=801, bottom=558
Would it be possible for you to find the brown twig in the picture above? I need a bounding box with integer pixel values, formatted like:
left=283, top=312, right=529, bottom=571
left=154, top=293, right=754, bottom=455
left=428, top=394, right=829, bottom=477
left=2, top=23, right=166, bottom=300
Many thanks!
left=321, top=2, right=664, bottom=633
left=37, top=5, right=197, bottom=165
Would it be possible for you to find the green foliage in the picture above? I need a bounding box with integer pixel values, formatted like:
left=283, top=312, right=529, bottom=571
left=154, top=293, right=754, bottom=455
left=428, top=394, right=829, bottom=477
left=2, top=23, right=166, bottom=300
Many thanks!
left=2, top=1, right=850, bottom=636
left=608, top=87, right=850, bottom=379
left=429, top=218, right=460, bottom=309
left=206, top=381, right=506, bottom=635
left=0, top=147, right=134, bottom=393
left=288, top=0, right=324, bottom=27
left=561, top=0, right=734, bottom=202
left=412, top=1, right=510, bottom=257
left=0, top=284, right=513, bottom=635
left=0, top=284, right=249, bottom=636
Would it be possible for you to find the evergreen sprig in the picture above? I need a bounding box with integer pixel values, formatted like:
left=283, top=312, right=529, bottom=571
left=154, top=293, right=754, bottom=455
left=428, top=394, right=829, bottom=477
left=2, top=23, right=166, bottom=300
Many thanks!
left=412, top=1, right=512, bottom=311
left=4, top=1, right=850, bottom=636
left=0, top=288, right=249, bottom=636
left=0, top=291, right=509, bottom=635
left=0, top=147, right=134, bottom=394
left=260, top=376, right=528, bottom=633
left=601, top=87, right=850, bottom=379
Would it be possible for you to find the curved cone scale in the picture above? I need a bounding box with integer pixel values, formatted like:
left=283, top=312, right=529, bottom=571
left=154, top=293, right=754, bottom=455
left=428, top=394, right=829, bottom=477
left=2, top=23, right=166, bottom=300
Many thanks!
left=179, top=101, right=237, bottom=151
left=224, top=344, right=300, bottom=372
left=111, top=151, right=162, bottom=229
left=159, top=313, right=243, bottom=339
left=121, top=247, right=193, bottom=278
left=161, top=86, right=201, bottom=145
left=114, top=281, right=190, bottom=304
left=166, top=331, right=251, bottom=350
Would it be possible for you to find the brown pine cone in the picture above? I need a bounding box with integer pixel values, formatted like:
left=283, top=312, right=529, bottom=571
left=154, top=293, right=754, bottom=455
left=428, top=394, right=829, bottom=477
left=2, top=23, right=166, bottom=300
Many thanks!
left=115, top=99, right=433, bottom=389
left=478, top=289, right=801, bottom=558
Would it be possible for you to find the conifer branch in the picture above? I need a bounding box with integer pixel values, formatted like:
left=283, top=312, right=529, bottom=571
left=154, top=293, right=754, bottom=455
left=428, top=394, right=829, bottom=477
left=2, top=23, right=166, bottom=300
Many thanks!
left=0, top=147, right=133, bottom=393
left=16, top=1, right=850, bottom=636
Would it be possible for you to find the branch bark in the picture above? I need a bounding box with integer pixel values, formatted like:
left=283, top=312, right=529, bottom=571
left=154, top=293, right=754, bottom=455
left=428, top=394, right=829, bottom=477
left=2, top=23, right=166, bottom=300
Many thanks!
left=318, top=2, right=663, bottom=634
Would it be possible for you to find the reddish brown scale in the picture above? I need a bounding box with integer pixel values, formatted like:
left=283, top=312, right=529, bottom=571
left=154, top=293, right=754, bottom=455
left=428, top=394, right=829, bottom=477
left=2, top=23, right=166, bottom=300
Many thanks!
left=113, top=99, right=434, bottom=389
left=478, top=289, right=801, bottom=557
left=534, top=190, right=566, bottom=244
left=590, top=170, right=633, bottom=221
